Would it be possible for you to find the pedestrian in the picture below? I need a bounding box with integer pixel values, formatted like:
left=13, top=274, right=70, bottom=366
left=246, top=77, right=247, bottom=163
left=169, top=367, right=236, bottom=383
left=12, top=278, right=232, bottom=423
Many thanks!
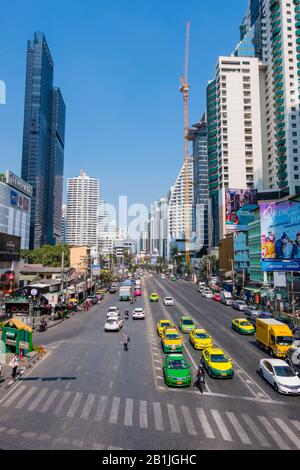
left=10, top=354, right=19, bottom=379
left=123, top=332, right=130, bottom=351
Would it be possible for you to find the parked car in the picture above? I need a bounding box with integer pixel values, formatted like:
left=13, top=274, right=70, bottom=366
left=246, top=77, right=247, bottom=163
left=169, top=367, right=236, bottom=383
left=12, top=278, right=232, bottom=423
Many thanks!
left=286, top=347, right=300, bottom=372
left=259, top=358, right=300, bottom=395
left=220, top=291, right=233, bottom=306
left=202, top=289, right=213, bottom=299
left=213, top=293, right=221, bottom=302
left=233, top=300, right=248, bottom=311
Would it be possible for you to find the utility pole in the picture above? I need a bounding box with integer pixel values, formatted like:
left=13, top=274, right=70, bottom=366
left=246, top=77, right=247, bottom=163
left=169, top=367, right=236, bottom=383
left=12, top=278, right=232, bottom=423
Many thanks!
left=231, top=258, right=235, bottom=296
left=60, top=248, right=64, bottom=304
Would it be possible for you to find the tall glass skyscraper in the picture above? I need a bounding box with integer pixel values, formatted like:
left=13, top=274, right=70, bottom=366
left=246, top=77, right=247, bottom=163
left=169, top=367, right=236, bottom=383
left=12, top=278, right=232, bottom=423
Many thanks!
left=21, top=32, right=66, bottom=249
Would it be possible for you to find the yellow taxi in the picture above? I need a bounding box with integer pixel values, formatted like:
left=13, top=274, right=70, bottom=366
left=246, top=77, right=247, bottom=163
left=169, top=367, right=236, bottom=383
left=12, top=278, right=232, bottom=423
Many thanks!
left=157, top=319, right=175, bottom=337
left=201, top=347, right=234, bottom=379
left=161, top=328, right=183, bottom=353
left=189, top=329, right=213, bottom=350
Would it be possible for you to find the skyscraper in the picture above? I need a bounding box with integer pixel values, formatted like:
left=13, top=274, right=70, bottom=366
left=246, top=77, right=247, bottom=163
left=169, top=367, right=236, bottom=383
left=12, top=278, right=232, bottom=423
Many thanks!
left=21, top=32, right=66, bottom=249
left=66, top=171, right=100, bottom=247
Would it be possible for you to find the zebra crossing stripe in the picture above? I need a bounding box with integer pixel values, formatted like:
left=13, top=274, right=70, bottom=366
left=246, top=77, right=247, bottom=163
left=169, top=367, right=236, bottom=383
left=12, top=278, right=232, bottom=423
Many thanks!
left=54, top=391, right=72, bottom=416
left=241, top=414, right=270, bottom=448
left=153, top=402, right=164, bottom=431
left=196, top=408, right=215, bottom=439
left=95, top=395, right=107, bottom=422
left=225, top=412, right=251, bottom=445
left=15, top=387, right=37, bottom=409
left=167, top=404, right=181, bottom=434
left=274, top=418, right=300, bottom=450
left=139, top=400, right=148, bottom=429
left=258, top=416, right=290, bottom=450
left=290, top=420, right=300, bottom=433
left=40, top=390, right=59, bottom=413
left=181, top=405, right=197, bottom=436
left=67, top=392, right=83, bottom=418
left=211, top=409, right=232, bottom=442
left=109, top=397, right=120, bottom=424
left=2, top=385, right=26, bottom=407
left=81, top=394, right=95, bottom=420
left=124, top=399, right=134, bottom=426
left=28, top=388, right=48, bottom=411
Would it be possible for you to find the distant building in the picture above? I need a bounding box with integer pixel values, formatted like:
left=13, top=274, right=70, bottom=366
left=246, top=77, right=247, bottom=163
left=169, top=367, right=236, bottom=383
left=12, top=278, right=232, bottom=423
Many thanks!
left=61, top=204, right=67, bottom=245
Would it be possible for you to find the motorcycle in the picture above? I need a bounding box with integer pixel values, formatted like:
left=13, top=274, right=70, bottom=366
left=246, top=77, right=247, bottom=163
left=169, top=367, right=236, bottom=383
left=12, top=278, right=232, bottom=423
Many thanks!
left=125, top=311, right=129, bottom=320
left=38, top=319, right=48, bottom=332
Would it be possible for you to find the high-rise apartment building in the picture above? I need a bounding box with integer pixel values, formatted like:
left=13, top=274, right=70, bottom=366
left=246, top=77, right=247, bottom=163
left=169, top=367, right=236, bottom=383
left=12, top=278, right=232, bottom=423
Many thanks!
left=98, top=200, right=116, bottom=255
left=61, top=204, right=67, bottom=245
left=21, top=32, right=65, bottom=248
left=149, top=198, right=168, bottom=258
left=207, top=56, right=266, bottom=249
left=66, top=171, right=99, bottom=247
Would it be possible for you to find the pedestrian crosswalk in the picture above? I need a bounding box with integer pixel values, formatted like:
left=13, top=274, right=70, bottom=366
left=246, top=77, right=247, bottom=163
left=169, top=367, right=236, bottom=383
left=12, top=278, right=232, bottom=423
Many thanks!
left=1, top=385, right=300, bottom=449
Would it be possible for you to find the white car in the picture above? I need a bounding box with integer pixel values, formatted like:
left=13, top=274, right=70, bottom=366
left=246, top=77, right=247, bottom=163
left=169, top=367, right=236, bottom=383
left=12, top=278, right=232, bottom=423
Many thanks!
left=163, top=297, right=174, bottom=306
left=161, top=274, right=166, bottom=279
left=107, top=306, right=120, bottom=318
left=259, top=359, right=300, bottom=395
left=233, top=300, right=248, bottom=311
left=132, top=308, right=145, bottom=320
left=104, top=317, right=123, bottom=332
left=202, top=290, right=213, bottom=299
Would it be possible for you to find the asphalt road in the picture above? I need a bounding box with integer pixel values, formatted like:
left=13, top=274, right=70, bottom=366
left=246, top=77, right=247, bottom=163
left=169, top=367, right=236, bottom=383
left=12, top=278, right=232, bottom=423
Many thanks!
left=0, top=274, right=299, bottom=450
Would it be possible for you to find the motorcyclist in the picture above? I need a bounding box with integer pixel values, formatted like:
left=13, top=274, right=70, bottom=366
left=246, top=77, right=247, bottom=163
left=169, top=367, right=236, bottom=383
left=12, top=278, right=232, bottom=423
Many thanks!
left=123, top=332, right=130, bottom=351
left=195, top=363, right=206, bottom=392
left=130, top=296, right=134, bottom=304
left=125, top=310, right=129, bottom=320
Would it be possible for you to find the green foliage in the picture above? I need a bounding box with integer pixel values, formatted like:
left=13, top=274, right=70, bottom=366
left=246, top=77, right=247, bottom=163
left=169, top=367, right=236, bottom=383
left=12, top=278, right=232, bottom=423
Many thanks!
left=21, top=245, right=70, bottom=267
left=100, top=270, right=114, bottom=284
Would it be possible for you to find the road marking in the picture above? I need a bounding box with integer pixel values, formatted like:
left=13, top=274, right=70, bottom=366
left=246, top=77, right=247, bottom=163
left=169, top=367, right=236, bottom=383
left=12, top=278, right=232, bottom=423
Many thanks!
left=0, top=426, right=7, bottom=432
left=40, top=390, right=59, bottom=413
left=22, top=431, right=36, bottom=439
left=155, top=366, right=161, bottom=371
left=153, top=402, right=164, bottom=431
left=139, top=400, right=148, bottom=429
left=81, top=394, right=95, bottom=420
left=2, top=385, right=26, bottom=407
left=124, top=398, right=133, bottom=426
left=93, top=443, right=105, bottom=450
left=167, top=404, right=181, bottom=433
left=291, top=420, right=300, bottom=432
left=37, top=433, right=51, bottom=441
left=28, top=388, right=48, bottom=411
left=15, top=387, right=37, bottom=409
left=241, top=414, right=270, bottom=448
left=72, top=439, right=84, bottom=448
left=225, top=412, right=251, bottom=445
left=95, top=396, right=107, bottom=422
left=181, top=405, right=197, bottom=436
left=7, top=428, right=19, bottom=435
left=274, top=418, right=300, bottom=449
left=156, top=376, right=164, bottom=380
left=67, top=392, right=83, bottom=418
left=258, top=416, right=290, bottom=450
left=54, top=391, right=71, bottom=416
left=196, top=408, right=215, bottom=439
left=211, top=409, right=232, bottom=442
left=109, top=397, right=120, bottom=424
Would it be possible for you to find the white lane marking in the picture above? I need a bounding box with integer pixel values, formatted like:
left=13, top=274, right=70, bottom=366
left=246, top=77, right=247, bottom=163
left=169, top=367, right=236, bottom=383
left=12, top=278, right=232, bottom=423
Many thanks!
left=2, top=385, right=26, bottom=407
left=7, top=428, right=19, bottom=435
left=211, top=409, right=232, bottom=442
left=72, top=439, right=84, bottom=448
left=15, top=387, right=37, bottom=409
left=95, top=396, right=107, bottom=422
left=109, top=397, right=120, bottom=424
left=93, top=443, right=105, bottom=450
left=37, top=434, right=51, bottom=441
left=80, top=394, right=95, bottom=420
left=139, top=400, right=148, bottom=429
left=291, top=420, right=300, bottom=432
left=225, top=412, right=252, bottom=445
left=0, top=426, right=7, bottom=432
left=155, top=366, right=161, bottom=371
left=108, top=446, right=123, bottom=450
left=167, top=404, right=181, bottom=433
left=181, top=405, right=197, bottom=436
left=196, top=408, right=215, bottom=439
left=40, top=390, right=59, bottom=413
left=156, top=376, right=164, bottom=380
left=54, top=391, right=71, bottom=416
left=28, top=388, right=48, bottom=411
left=258, top=416, right=290, bottom=450
left=241, top=414, right=270, bottom=448
left=22, top=431, right=36, bottom=439
left=67, top=392, right=83, bottom=418
left=153, top=402, right=164, bottom=431
left=274, top=418, right=300, bottom=449
left=124, top=398, right=133, bottom=426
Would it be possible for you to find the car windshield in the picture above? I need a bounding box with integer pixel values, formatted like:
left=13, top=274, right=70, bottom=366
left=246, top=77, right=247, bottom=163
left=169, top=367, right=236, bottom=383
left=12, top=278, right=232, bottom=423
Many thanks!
left=274, top=366, right=296, bottom=377
left=183, top=319, right=194, bottom=325
left=168, top=360, right=187, bottom=369
left=106, top=320, right=117, bottom=325
left=240, top=321, right=251, bottom=326
left=276, top=336, right=293, bottom=346
left=194, top=333, right=209, bottom=339
left=166, top=334, right=179, bottom=340
left=108, top=308, right=117, bottom=311
left=165, top=298, right=172, bottom=301
left=211, top=354, right=228, bottom=363
left=161, top=321, right=171, bottom=326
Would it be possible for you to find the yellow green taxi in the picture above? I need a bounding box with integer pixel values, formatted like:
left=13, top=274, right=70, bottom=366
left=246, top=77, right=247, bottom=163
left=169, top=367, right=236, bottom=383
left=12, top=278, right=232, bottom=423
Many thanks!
left=232, top=318, right=255, bottom=335
left=201, top=347, right=234, bottom=379
left=189, top=329, right=213, bottom=350
left=157, top=319, right=175, bottom=337
left=179, top=316, right=195, bottom=334
left=161, top=328, right=183, bottom=353
left=149, top=293, right=159, bottom=302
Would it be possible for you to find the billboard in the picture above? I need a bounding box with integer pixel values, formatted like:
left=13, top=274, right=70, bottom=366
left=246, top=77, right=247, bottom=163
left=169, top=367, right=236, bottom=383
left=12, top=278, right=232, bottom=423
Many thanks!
left=0, top=233, right=21, bottom=261
left=225, top=189, right=258, bottom=231
left=261, top=201, right=300, bottom=271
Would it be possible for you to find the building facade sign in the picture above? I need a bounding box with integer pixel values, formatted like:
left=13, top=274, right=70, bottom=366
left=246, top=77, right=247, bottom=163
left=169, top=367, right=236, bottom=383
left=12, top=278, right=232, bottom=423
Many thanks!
left=6, top=171, right=33, bottom=197
left=225, top=188, right=258, bottom=231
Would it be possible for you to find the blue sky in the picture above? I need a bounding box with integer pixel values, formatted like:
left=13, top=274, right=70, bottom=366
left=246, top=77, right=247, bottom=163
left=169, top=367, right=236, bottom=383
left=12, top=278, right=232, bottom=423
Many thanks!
left=0, top=0, right=245, bottom=209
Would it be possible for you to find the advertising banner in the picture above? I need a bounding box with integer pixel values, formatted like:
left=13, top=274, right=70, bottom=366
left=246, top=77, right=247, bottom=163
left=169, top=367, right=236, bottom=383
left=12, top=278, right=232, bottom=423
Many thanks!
left=225, top=189, right=258, bottom=231
left=261, top=201, right=300, bottom=272
left=0, top=233, right=21, bottom=261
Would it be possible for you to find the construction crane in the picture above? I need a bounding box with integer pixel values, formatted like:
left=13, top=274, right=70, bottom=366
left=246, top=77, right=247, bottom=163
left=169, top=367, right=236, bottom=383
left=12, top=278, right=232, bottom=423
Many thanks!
left=179, top=20, right=191, bottom=266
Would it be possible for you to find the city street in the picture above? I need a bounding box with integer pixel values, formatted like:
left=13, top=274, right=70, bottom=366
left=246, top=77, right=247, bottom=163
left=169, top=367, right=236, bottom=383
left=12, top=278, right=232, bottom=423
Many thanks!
left=0, top=275, right=299, bottom=450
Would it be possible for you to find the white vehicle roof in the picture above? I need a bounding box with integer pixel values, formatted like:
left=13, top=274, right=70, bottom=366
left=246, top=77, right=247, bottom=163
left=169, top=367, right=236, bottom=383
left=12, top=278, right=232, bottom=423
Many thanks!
left=134, top=308, right=144, bottom=312
left=261, top=359, right=288, bottom=367
left=108, top=306, right=118, bottom=310
left=106, top=317, right=118, bottom=322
